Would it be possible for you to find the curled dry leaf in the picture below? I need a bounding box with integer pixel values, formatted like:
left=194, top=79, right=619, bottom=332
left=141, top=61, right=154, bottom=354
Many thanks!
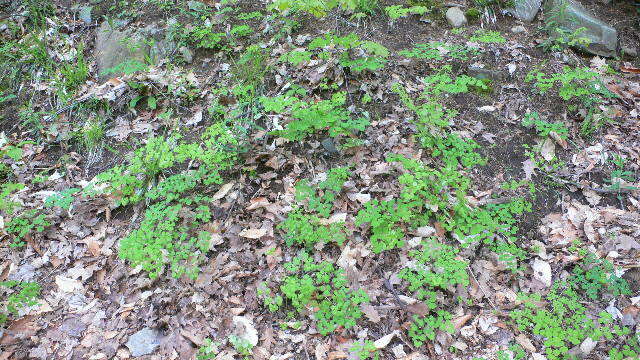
left=239, top=228, right=267, bottom=239
left=532, top=258, right=552, bottom=287
left=374, top=331, right=398, bottom=349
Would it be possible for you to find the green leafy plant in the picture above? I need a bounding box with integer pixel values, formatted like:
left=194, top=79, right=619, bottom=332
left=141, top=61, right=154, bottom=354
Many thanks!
left=295, top=167, right=351, bottom=217
left=399, top=42, right=479, bottom=61
left=261, top=90, right=369, bottom=141
left=257, top=283, right=284, bottom=312
left=280, top=251, right=369, bottom=335
left=196, top=338, right=219, bottom=360
left=44, top=188, right=80, bottom=211
left=512, top=281, right=630, bottom=360
left=570, top=251, right=630, bottom=300
left=5, top=209, right=49, bottom=247
left=469, top=29, right=506, bottom=43
left=279, top=208, right=349, bottom=248
left=521, top=111, right=568, bottom=139
left=526, top=66, right=615, bottom=137
left=541, top=2, right=590, bottom=53
left=0, top=281, right=41, bottom=325
left=228, top=335, right=254, bottom=357
left=408, top=311, right=454, bottom=347
left=385, top=5, right=429, bottom=22
left=269, top=0, right=378, bottom=17
left=96, top=123, right=239, bottom=279
left=350, top=340, right=380, bottom=359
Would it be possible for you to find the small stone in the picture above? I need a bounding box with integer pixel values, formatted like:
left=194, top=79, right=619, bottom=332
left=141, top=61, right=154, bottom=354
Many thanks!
left=622, top=46, right=638, bottom=58
left=78, top=6, right=92, bottom=24
left=467, top=64, right=505, bottom=81
left=567, top=346, right=584, bottom=359
left=179, top=46, right=193, bottom=63
left=125, top=328, right=162, bottom=357
left=446, top=7, right=467, bottom=27
left=511, top=25, right=527, bottom=33
left=321, top=138, right=339, bottom=155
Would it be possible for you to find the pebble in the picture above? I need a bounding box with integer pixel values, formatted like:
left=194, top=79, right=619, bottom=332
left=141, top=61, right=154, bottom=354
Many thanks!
left=511, top=25, right=527, bottom=33
left=446, top=7, right=468, bottom=27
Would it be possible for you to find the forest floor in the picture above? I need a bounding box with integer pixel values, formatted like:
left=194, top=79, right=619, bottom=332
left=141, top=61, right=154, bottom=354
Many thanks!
left=2, top=0, right=640, bottom=359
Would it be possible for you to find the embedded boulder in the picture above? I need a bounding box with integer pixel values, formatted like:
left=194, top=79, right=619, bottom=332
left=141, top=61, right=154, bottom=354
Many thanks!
left=446, top=7, right=467, bottom=27
left=543, top=0, right=618, bottom=57
left=95, top=21, right=150, bottom=81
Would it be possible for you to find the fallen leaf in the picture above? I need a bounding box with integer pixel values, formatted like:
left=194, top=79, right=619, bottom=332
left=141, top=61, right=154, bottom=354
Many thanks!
left=212, top=182, right=234, bottom=201
left=360, top=304, right=380, bottom=323
left=515, top=334, right=536, bottom=352
left=374, top=331, right=397, bottom=349
left=239, top=228, right=267, bottom=239
left=55, top=276, right=84, bottom=293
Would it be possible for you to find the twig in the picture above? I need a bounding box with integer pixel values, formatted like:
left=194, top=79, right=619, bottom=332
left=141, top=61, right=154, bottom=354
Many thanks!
left=545, top=173, right=638, bottom=194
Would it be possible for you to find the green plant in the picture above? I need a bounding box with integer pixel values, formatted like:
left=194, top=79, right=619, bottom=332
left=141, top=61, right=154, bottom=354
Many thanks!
left=570, top=252, right=630, bottom=300
left=295, top=167, right=351, bottom=217
left=5, top=209, right=49, bottom=247
left=197, top=338, right=219, bottom=360
left=526, top=67, right=616, bottom=137
left=521, top=111, right=568, bottom=139
left=44, top=188, right=80, bottom=211
left=469, top=29, right=506, bottom=43
left=96, top=123, right=239, bottom=279
left=100, top=59, right=148, bottom=78
left=0, top=281, right=41, bottom=325
left=269, top=0, right=378, bottom=17
left=399, top=238, right=468, bottom=303
left=465, top=7, right=481, bottom=21
left=257, top=283, right=283, bottom=312
left=24, top=0, right=56, bottom=28
left=350, top=340, right=380, bottom=359
left=540, top=2, right=590, bottom=53
left=399, top=42, right=479, bottom=61
left=408, top=311, right=454, bottom=347
left=605, top=155, right=638, bottom=194
left=261, top=90, right=369, bottom=141
left=59, top=43, right=89, bottom=91
left=512, top=281, right=630, bottom=360
left=279, top=208, right=349, bottom=248
left=385, top=5, right=430, bottom=22
left=281, top=33, right=389, bottom=73
left=280, top=252, right=369, bottom=335
left=228, top=335, right=254, bottom=357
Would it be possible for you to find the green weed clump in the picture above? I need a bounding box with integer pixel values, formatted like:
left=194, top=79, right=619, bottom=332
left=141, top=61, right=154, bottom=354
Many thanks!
left=261, top=89, right=369, bottom=141
left=521, top=111, right=568, bottom=139
left=280, top=33, right=389, bottom=73
left=512, top=280, right=631, bottom=360
left=279, top=167, right=351, bottom=248
left=385, top=5, right=430, bottom=22
left=525, top=66, right=616, bottom=137
left=280, top=252, right=369, bottom=335
left=469, top=29, right=506, bottom=43
left=399, top=42, right=479, bottom=61
left=269, top=0, right=379, bottom=17
left=0, top=281, right=41, bottom=324
left=96, top=123, right=239, bottom=279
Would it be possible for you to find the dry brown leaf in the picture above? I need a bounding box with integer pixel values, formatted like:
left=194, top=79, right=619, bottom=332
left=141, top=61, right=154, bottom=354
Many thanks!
left=212, top=182, right=234, bottom=201
left=239, top=228, right=267, bottom=239
left=360, top=304, right=381, bottom=323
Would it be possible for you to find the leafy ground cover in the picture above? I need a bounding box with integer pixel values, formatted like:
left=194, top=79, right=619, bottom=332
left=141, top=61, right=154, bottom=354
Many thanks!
left=1, top=0, right=640, bottom=359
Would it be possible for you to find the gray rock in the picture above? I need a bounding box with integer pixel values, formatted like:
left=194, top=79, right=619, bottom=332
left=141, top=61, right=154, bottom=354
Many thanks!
left=321, top=138, right=339, bottom=154
left=467, top=64, right=505, bottom=81
left=544, top=0, right=618, bottom=57
left=78, top=6, right=93, bottom=24
left=511, top=0, right=542, bottom=22
left=95, top=22, right=150, bottom=81
left=445, top=7, right=467, bottom=27
left=179, top=46, right=193, bottom=63
left=126, top=328, right=162, bottom=357
left=511, top=25, right=527, bottom=33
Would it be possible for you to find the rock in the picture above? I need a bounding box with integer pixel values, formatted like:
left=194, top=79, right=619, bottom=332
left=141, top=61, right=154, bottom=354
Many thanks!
left=511, top=0, right=542, bottom=22
left=543, top=0, right=618, bottom=57
left=321, top=138, right=339, bottom=155
left=179, top=46, right=194, bottom=63
left=511, top=25, right=527, bottom=33
left=622, top=46, right=638, bottom=58
left=567, top=346, right=584, bottom=359
left=445, top=7, right=467, bottom=27
left=78, top=6, right=93, bottom=24
left=579, top=337, right=597, bottom=355
left=126, top=328, right=162, bottom=357
left=95, top=22, right=150, bottom=80
left=467, top=64, right=506, bottom=81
